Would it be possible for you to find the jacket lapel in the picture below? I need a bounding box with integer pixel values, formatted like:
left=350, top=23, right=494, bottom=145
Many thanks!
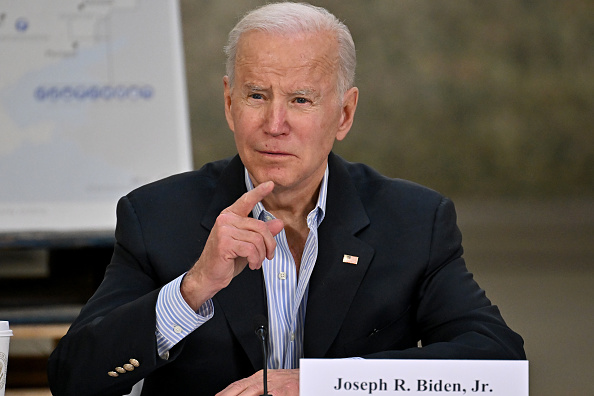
left=200, top=155, right=268, bottom=370
left=215, top=267, right=268, bottom=370
left=201, top=155, right=247, bottom=230
left=304, top=153, right=375, bottom=357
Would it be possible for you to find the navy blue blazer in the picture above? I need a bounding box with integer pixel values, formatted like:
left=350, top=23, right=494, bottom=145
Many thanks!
left=48, top=153, right=525, bottom=396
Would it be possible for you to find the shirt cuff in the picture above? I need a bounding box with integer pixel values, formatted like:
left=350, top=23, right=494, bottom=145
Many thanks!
left=155, top=273, right=214, bottom=358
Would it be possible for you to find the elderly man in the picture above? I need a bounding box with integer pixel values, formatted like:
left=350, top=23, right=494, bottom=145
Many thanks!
left=48, top=3, right=525, bottom=395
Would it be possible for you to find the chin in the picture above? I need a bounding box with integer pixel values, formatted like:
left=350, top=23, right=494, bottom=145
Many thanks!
left=249, top=167, right=288, bottom=185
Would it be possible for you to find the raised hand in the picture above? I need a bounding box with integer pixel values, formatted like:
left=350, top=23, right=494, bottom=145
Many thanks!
left=181, top=181, right=284, bottom=311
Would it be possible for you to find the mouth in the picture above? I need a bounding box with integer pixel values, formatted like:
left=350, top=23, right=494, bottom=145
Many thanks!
left=257, top=150, right=293, bottom=157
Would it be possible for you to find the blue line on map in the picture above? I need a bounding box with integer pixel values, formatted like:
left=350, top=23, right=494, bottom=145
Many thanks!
left=34, top=85, right=155, bottom=102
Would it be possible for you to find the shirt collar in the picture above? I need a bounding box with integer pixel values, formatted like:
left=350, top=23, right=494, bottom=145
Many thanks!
left=244, top=166, right=328, bottom=228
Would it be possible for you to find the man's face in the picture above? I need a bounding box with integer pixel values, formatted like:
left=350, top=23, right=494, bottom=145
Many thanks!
left=224, top=30, right=358, bottom=193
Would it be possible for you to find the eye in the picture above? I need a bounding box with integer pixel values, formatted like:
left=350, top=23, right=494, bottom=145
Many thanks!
left=250, top=93, right=264, bottom=100
left=294, top=97, right=310, bottom=104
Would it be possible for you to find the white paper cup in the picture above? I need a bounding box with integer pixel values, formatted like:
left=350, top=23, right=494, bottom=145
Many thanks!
left=0, top=321, right=13, bottom=396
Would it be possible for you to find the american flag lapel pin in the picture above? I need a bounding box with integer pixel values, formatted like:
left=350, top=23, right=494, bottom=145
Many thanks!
left=343, top=254, right=359, bottom=265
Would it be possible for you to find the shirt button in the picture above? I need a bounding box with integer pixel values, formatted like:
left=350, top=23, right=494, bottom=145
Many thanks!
left=278, top=272, right=287, bottom=280
left=173, top=325, right=183, bottom=334
left=289, top=332, right=295, bottom=342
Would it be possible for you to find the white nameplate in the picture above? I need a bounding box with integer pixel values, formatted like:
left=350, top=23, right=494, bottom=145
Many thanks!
left=300, top=359, right=528, bottom=395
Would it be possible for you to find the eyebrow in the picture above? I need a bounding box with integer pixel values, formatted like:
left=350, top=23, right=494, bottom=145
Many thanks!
left=244, top=84, right=267, bottom=92
left=292, top=88, right=317, bottom=96
left=243, top=84, right=318, bottom=97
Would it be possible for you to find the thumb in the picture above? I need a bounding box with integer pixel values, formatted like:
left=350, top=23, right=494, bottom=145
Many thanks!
left=266, top=218, right=284, bottom=237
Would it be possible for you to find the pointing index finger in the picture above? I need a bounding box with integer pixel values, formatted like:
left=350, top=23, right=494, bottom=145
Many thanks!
left=225, top=180, right=274, bottom=217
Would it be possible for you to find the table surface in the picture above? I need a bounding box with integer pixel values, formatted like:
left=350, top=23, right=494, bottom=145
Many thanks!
left=6, top=389, right=52, bottom=396
left=10, top=324, right=70, bottom=340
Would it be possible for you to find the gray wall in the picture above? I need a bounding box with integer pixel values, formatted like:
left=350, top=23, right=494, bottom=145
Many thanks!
left=181, top=0, right=594, bottom=197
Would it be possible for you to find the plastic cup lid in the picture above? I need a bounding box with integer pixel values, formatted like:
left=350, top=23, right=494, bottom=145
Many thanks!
left=0, top=321, right=12, bottom=336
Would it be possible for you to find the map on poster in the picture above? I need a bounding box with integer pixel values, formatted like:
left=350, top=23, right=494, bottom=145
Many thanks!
left=0, top=0, right=191, bottom=237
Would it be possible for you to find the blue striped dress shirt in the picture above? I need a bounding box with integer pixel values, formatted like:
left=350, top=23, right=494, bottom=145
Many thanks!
left=155, top=166, right=328, bottom=369
left=245, top=167, right=327, bottom=369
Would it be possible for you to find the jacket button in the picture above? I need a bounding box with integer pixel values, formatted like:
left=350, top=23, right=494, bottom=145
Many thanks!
left=108, top=371, right=119, bottom=377
left=129, top=358, right=140, bottom=367
left=115, top=367, right=126, bottom=374
left=123, top=363, right=135, bottom=371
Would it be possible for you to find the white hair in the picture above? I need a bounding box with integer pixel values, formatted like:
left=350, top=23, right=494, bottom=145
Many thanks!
left=224, top=2, right=356, bottom=97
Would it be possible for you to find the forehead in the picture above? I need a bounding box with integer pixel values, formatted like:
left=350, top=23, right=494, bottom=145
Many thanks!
left=234, top=30, right=339, bottom=86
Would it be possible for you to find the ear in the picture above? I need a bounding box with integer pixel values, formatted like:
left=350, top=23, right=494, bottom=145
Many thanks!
left=223, top=76, right=235, bottom=132
left=335, top=87, right=359, bottom=141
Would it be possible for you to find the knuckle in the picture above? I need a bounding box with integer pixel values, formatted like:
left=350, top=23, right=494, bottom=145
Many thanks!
left=245, top=244, right=259, bottom=258
left=251, top=231, right=266, bottom=245
left=215, top=212, right=233, bottom=225
left=255, top=220, right=269, bottom=233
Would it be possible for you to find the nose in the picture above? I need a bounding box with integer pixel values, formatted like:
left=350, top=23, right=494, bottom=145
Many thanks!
left=264, top=101, right=288, bottom=136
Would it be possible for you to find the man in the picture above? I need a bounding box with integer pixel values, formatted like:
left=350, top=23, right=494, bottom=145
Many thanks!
left=48, top=3, right=525, bottom=395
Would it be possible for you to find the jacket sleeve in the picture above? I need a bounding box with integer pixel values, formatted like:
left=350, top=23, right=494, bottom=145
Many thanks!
left=364, top=197, right=526, bottom=360
left=47, top=196, right=183, bottom=396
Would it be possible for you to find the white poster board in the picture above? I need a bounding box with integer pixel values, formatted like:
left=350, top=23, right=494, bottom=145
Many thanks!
left=300, top=359, right=529, bottom=395
left=0, top=0, right=191, bottom=235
